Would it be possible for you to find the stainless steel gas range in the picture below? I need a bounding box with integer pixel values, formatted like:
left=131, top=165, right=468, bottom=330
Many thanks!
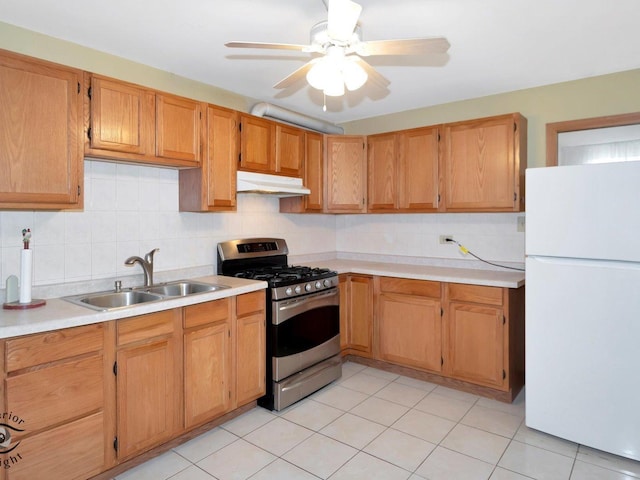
left=217, top=238, right=341, bottom=411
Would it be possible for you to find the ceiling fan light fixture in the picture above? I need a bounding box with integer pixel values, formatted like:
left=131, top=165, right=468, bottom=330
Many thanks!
left=342, top=57, right=368, bottom=91
left=323, top=73, right=345, bottom=97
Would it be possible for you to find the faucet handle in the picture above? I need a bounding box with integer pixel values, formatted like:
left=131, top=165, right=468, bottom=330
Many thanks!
left=145, top=248, right=160, bottom=264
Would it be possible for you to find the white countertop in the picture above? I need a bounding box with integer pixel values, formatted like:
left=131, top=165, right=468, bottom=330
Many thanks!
left=0, top=275, right=267, bottom=340
left=309, top=259, right=525, bottom=289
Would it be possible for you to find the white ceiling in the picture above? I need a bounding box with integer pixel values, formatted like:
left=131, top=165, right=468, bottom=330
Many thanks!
left=2, top=0, right=640, bottom=125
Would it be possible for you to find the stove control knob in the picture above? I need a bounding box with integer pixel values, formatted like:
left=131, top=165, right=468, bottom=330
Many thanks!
left=315, top=281, right=322, bottom=289
left=285, top=287, right=293, bottom=296
left=294, top=285, right=302, bottom=294
left=305, top=283, right=312, bottom=292
left=323, top=279, right=332, bottom=287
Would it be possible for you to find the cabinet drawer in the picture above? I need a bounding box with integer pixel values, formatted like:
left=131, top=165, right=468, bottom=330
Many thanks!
left=379, top=277, right=440, bottom=298
left=5, top=323, right=104, bottom=372
left=184, top=298, right=230, bottom=329
left=236, top=290, right=266, bottom=317
left=6, top=412, right=105, bottom=480
left=118, top=309, right=177, bottom=346
left=6, top=355, right=103, bottom=434
left=447, top=284, right=503, bottom=306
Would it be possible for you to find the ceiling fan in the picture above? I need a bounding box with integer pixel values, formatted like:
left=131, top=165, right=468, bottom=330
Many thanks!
left=225, top=0, right=450, bottom=100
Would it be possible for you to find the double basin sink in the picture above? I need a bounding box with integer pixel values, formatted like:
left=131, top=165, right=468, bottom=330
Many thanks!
left=64, top=280, right=230, bottom=312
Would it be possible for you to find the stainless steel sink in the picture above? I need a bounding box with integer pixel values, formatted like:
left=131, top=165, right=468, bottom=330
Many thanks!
left=138, top=280, right=230, bottom=297
left=65, top=290, right=165, bottom=311
left=64, top=280, right=229, bottom=311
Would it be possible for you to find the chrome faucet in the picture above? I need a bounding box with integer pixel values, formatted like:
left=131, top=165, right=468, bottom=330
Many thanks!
left=124, top=248, right=159, bottom=287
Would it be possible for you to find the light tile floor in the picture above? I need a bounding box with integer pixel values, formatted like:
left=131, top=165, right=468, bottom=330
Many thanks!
left=115, top=362, right=640, bottom=480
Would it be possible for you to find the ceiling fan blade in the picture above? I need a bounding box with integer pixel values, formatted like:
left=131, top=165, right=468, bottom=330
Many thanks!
left=355, top=37, right=450, bottom=56
left=273, top=59, right=320, bottom=89
left=327, top=0, right=362, bottom=42
left=351, top=56, right=390, bottom=89
left=225, top=41, right=309, bottom=51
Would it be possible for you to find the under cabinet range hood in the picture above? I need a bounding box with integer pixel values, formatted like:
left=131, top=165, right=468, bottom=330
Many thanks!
left=236, top=171, right=311, bottom=197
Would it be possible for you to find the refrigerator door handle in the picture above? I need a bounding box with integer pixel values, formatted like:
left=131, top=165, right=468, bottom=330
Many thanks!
left=528, top=255, right=640, bottom=271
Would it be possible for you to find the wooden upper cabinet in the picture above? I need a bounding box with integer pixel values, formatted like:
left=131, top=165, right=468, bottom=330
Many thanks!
left=442, top=113, right=526, bottom=212
left=279, top=131, right=324, bottom=213
left=156, top=93, right=202, bottom=164
left=179, top=105, right=238, bottom=212
left=85, top=74, right=202, bottom=167
left=87, top=75, right=154, bottom=155
left=275, top=124, right=304, bottom=176
left=0, top=49, right=83, bottom=209
left=239, top=114, right=275, bottom=173
left=398, top=126, right=440, bottom=211
left=367, top=133, right=398, bottom=212
left=326, top=135, right=367, bottom=213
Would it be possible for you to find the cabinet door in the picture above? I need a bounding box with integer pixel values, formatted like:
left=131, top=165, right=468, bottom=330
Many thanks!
left=236, top=311, right=266, bottom=406
left=367, top=133, right=398, bottom=212
left=445, top=303, right=505, bottom=388
left=304, top=131, right=324, bottom=211
left=443, top=115, right=517, bottom=211
left=240, top=115, right=275, bottom=172
left=0, top=50, right=82, bottom=208
left=347, top=275, right=373, bottom=355
left=88, top=75, right=153, bottom=155
left=378, top=293, right=442, bottom=372
left=184, top=322, right=231, bottom=428
left=156, top=93, right=202, bottom=165
left=326, top=135, right=367, bottom=213
left=398, top=126, right=439, bottom=211
left=117, top=337, right=178, bottom=459
left=338, top=275, right=349, bottom=351
left=275, top=124, right=304, bottom=176
left=179, top=106, right=238, bottom=212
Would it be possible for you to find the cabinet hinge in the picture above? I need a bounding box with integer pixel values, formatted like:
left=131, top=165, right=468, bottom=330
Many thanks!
left=113, top=437, right=118, bottom=452
left=513, top=192, right=517, bottom=202
left=441, top=356, right=444, bottom=367
left=362, top=142, right=365, bottom=149
left=87, top=126, right=92, bottom=141
left=77, top=185, right=81, bottom=196
left=503, top=369, right=506, bottom=380
left=87, top=86, right=91, bottom=99
left=77, top=82, right=81, bottom=94
left=238, top=122, right=242, bottom=132
left=503, top=316, right=506, bottom=325
left=437, top=132, right=441, bottom=142
left=437, top=193, right=441, bottom=204
left=238, top=153, right=242, bottom=164
left=113, top=361, right=117, bottom=376
left=514, top=122, right=517, bottom=132
left=440, top=307, right=444, bottom=316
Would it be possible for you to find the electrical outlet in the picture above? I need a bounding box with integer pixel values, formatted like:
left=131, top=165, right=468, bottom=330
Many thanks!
left=439, top=235, right=454, bottom=244
left=517, top=216, right=525, bottom=232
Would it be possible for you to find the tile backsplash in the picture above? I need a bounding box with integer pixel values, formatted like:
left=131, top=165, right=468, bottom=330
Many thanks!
left=0, top=160, right=524, bottom=295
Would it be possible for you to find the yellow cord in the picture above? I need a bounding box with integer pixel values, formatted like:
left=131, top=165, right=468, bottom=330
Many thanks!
left=458, top=244, right=469, bottom=255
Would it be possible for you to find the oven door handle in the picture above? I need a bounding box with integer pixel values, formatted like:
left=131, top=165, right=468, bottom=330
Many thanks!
left=273, top=288, right=339, bottom=325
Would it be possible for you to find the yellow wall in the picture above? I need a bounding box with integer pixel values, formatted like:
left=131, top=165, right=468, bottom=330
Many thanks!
left=341, top=69, right=640, bottom=168
left=0, top=21, right=253, bottom=112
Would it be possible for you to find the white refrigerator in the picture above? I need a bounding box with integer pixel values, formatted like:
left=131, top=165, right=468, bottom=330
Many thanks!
left=525, top=161, right=640, bottom=461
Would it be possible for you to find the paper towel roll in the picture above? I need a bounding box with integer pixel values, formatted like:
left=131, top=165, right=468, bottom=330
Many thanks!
left=19, top=249, right=32, bottom=304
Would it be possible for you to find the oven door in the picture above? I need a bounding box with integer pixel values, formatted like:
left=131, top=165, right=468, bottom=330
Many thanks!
left=271, top=288, right=340, bottom=382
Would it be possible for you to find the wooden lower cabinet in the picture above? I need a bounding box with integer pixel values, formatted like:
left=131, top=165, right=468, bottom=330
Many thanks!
left=444, top=302, right=504, bottom=388
left=235, top=291, right=266, bottom=406
left=115, top=309, right=182, bottom=461
left=339, top=274, right=373, bottom=356
left=341, top=274, right=525, bottom=401
left=443, top=283, right=525, bottom=392
left=1, top=323, right=115, bottom=480
left=376, top=277, right=442, bottom=372
left=183, top=299, right=232, bottom=428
